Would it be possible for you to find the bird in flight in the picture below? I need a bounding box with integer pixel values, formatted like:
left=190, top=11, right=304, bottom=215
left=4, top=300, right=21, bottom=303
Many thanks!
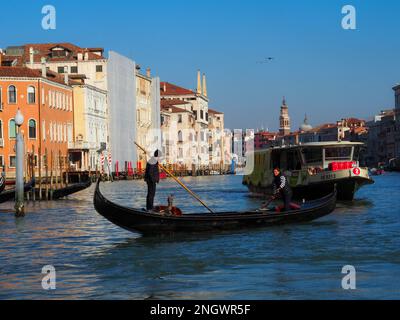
left=256, top=57, right=275, bottom=64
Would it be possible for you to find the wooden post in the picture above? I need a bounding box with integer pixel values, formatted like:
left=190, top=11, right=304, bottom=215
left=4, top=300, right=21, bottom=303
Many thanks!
left=45, top=148, right=48, bottom=200
left=58, top=150, right=63, bottom=188
left=50, top=150, right=54, bottom=200
left=32, top=144, right=36, bottom=201
left=65, top=153, right=69, bottom=186
left=38, top=146, right=42, bottom=200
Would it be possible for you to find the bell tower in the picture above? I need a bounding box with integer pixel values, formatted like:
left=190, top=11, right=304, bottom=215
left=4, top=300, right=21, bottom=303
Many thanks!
left=279, top=97, right=291, bottom=136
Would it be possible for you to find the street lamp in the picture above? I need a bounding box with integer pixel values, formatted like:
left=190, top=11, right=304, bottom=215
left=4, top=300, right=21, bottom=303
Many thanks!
left=15, top=108, right=25, bottom=217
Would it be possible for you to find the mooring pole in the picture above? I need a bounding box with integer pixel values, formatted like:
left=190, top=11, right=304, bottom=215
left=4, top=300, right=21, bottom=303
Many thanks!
left=14, top=109, right=25, bottom=217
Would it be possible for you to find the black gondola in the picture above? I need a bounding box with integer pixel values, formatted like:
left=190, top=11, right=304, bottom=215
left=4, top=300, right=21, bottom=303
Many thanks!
left=0, top=176, right=5, bottom=194
left=0, top=178, right=36, bottom=204
left=51, top=179, right=92, bottom=200
left=93, top=179, right=337, bottom=235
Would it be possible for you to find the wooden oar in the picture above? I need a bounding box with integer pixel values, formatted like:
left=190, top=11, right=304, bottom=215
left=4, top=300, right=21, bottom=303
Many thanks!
left=134, top=142, right=215, bottom=214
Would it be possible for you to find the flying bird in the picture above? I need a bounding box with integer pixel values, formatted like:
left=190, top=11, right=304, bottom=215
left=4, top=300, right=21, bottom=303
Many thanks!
left=256, top=57, right=275, bottom=64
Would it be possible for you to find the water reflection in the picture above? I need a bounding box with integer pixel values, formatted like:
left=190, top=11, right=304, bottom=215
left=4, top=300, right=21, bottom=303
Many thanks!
left=0, top=174, right=399, bottom=299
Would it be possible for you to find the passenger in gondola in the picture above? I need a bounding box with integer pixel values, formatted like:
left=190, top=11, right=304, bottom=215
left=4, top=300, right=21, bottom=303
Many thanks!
left=144, top=150, right=161, bottom=211
left=272, top=167, right=293, bottom=212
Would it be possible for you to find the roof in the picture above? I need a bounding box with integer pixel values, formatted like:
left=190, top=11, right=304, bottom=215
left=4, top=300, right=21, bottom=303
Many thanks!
left=5, top=43, right=105, bottom=65
left=208, top=108, right=223, bottom=115
left=0, top=66, right=75, bottom=86
left=161, top=99, right=191, bottom=107
left=161, top=105, right=192, bottom=114
left=160, top=82, right=195, bottom=96
left=256, top=141, right=365, bottom=152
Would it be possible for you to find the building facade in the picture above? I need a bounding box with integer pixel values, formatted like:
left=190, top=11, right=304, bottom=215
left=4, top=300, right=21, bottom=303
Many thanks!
left=0, top=66, right=73, bottom=178
left=160, top=71, right=212, bottom=166
left=70, top=84, right=108, bottom=171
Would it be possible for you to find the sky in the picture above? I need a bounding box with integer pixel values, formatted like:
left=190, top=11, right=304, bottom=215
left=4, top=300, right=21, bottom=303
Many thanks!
left=1, top=0, right=399, bottom=131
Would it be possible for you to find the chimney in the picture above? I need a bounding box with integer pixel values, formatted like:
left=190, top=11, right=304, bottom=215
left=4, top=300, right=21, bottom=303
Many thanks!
left=146, top=68, right=151, bottom=77
left=202, top=73, right=207, bottom=97
left=163, top=82, right=167, bottom=92
left=84, top=52, right=89, bottom=61
left=197, top=70, right=202, bottom=95
left=77, top=52, right=83, bottom=61
left=41, top=57, right=47, bottom=78
left=64, top=73, right=69, bottom=85
left=29, top=47, right=34, bottom=67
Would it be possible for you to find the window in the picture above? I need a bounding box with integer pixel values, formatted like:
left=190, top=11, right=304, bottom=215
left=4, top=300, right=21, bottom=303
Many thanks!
left=58, top=66, right=66, bottom=74
left=206, top=112, right=209, bottom=121
left=301, top=148, right=323, bottom=164
left=8, top=85, right=16, bottom=103
left=28, top=86, right=36, bottom=104
left=9, top=119, right=16, bottom=139
left=0, top=120, right=2, bottom=139
left=200, top=110, right=204, bottom=119
left=71, top=66, right=78, bottom=74
left=28, top=119, right=37, bottom=139
left=178, top=115, right=182, bottom=123
left=178, top=131, right=183, bottom=142
left=194, top=110, right=198, bottom=120
left=42, top=120, right=46, bottom=141
left=96, top=65, right=103, bottom=73
left=0, top=86, right=2, bottom=107
left=9, top=155, right=16, bottom=168
left=325, top=147, right=352, bottom=161
left=0, top=155, right=3, bottom=167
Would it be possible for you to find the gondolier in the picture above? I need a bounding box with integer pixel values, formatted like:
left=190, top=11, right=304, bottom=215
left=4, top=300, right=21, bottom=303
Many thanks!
left=144, top=150, right=161, bottom=211
left=272, top=167, right=293, bottom=212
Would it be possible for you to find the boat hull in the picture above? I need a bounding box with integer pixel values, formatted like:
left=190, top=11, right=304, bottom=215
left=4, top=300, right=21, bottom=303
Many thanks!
left=246, top=176, right=371, bottom=201
left=94, top=179, right=337, bottom=235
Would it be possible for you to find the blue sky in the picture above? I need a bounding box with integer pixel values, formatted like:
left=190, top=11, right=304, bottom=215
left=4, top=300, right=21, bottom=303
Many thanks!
left=1, top=0, right=399, bottom=130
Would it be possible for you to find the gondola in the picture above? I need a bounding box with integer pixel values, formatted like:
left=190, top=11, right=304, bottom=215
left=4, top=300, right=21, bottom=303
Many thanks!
left=0, top=176, right=5, bottom=194
left=51, top=179, right=92, bottom=200
left=0, top=178, right=36, bottom=204
left=93, top=179, right=337, bottom=235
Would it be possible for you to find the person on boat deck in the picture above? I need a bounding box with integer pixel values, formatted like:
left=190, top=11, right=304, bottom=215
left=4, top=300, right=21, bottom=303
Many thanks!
left=144, top=150, right=161, bottom=211
left=272, top=167, right=293, bottom=212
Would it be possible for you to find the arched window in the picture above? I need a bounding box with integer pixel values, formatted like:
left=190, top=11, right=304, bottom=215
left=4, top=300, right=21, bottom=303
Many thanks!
left=8, top=85, right=16, bottom=104
left=178, top=130, right=183, bottom=142
left=28, top=119, right=37, bottom=139
left=9, top=119, right=16, bottom=139
left=28, top=86, right=36, bottom=104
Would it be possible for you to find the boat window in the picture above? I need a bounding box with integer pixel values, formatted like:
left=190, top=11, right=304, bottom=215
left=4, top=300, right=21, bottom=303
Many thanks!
left=287, top=150, right=302, bottom=170
left=271, top=150, right=280, bottom=169
left=302, top=148, right=322, bottom=164
left=353, top=147, right=360, bottom=161
left=325, top=147, right=352, bottom=161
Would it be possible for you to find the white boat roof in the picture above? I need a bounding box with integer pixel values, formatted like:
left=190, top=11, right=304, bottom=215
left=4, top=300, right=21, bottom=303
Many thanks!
left=260, top=141, right=365, bottom=151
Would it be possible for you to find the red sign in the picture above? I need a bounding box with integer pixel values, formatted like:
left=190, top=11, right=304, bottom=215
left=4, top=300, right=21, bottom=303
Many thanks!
left=353, top=168, right=360, bottom=175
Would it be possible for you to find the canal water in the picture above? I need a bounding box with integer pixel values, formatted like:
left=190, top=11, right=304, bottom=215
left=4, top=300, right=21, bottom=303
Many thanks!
left=0, top=173, right=399, bottom=299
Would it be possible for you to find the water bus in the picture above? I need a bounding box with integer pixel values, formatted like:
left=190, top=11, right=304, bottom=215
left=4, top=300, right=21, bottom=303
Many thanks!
left=243, top=141, right=374, bottom=200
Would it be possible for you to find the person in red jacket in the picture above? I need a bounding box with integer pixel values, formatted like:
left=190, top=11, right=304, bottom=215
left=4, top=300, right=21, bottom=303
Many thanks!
left=144, top=150, right=161, bottom=211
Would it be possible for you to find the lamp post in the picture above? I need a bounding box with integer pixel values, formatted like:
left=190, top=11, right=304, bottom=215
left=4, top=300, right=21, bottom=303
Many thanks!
left=15, top=109, right=25, bottom=217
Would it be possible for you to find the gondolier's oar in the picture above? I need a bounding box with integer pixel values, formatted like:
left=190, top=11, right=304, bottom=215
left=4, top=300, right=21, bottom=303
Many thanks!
left=134, top=142, right=215, bottom=214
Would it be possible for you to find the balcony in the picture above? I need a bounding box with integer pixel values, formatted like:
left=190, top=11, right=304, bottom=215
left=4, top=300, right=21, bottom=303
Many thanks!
left=68, top=141, right=91, bottom=150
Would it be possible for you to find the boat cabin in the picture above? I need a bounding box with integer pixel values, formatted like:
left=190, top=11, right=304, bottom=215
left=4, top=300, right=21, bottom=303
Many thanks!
left=270, top=142, right=363, bottom=173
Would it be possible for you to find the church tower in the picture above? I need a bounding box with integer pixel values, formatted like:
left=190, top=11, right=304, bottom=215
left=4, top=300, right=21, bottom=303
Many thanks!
left=279, top=97, right=291, bottom=136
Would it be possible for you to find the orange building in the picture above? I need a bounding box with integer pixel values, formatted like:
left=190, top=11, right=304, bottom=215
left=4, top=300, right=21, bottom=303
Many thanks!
left=0, top=66, right=74, bottom=178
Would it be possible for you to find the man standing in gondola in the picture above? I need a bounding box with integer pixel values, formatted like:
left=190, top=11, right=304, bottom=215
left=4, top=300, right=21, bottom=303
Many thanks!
left=272, top=167, right=293, bottom=212
left=144, top=150, right=161, bottom=211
